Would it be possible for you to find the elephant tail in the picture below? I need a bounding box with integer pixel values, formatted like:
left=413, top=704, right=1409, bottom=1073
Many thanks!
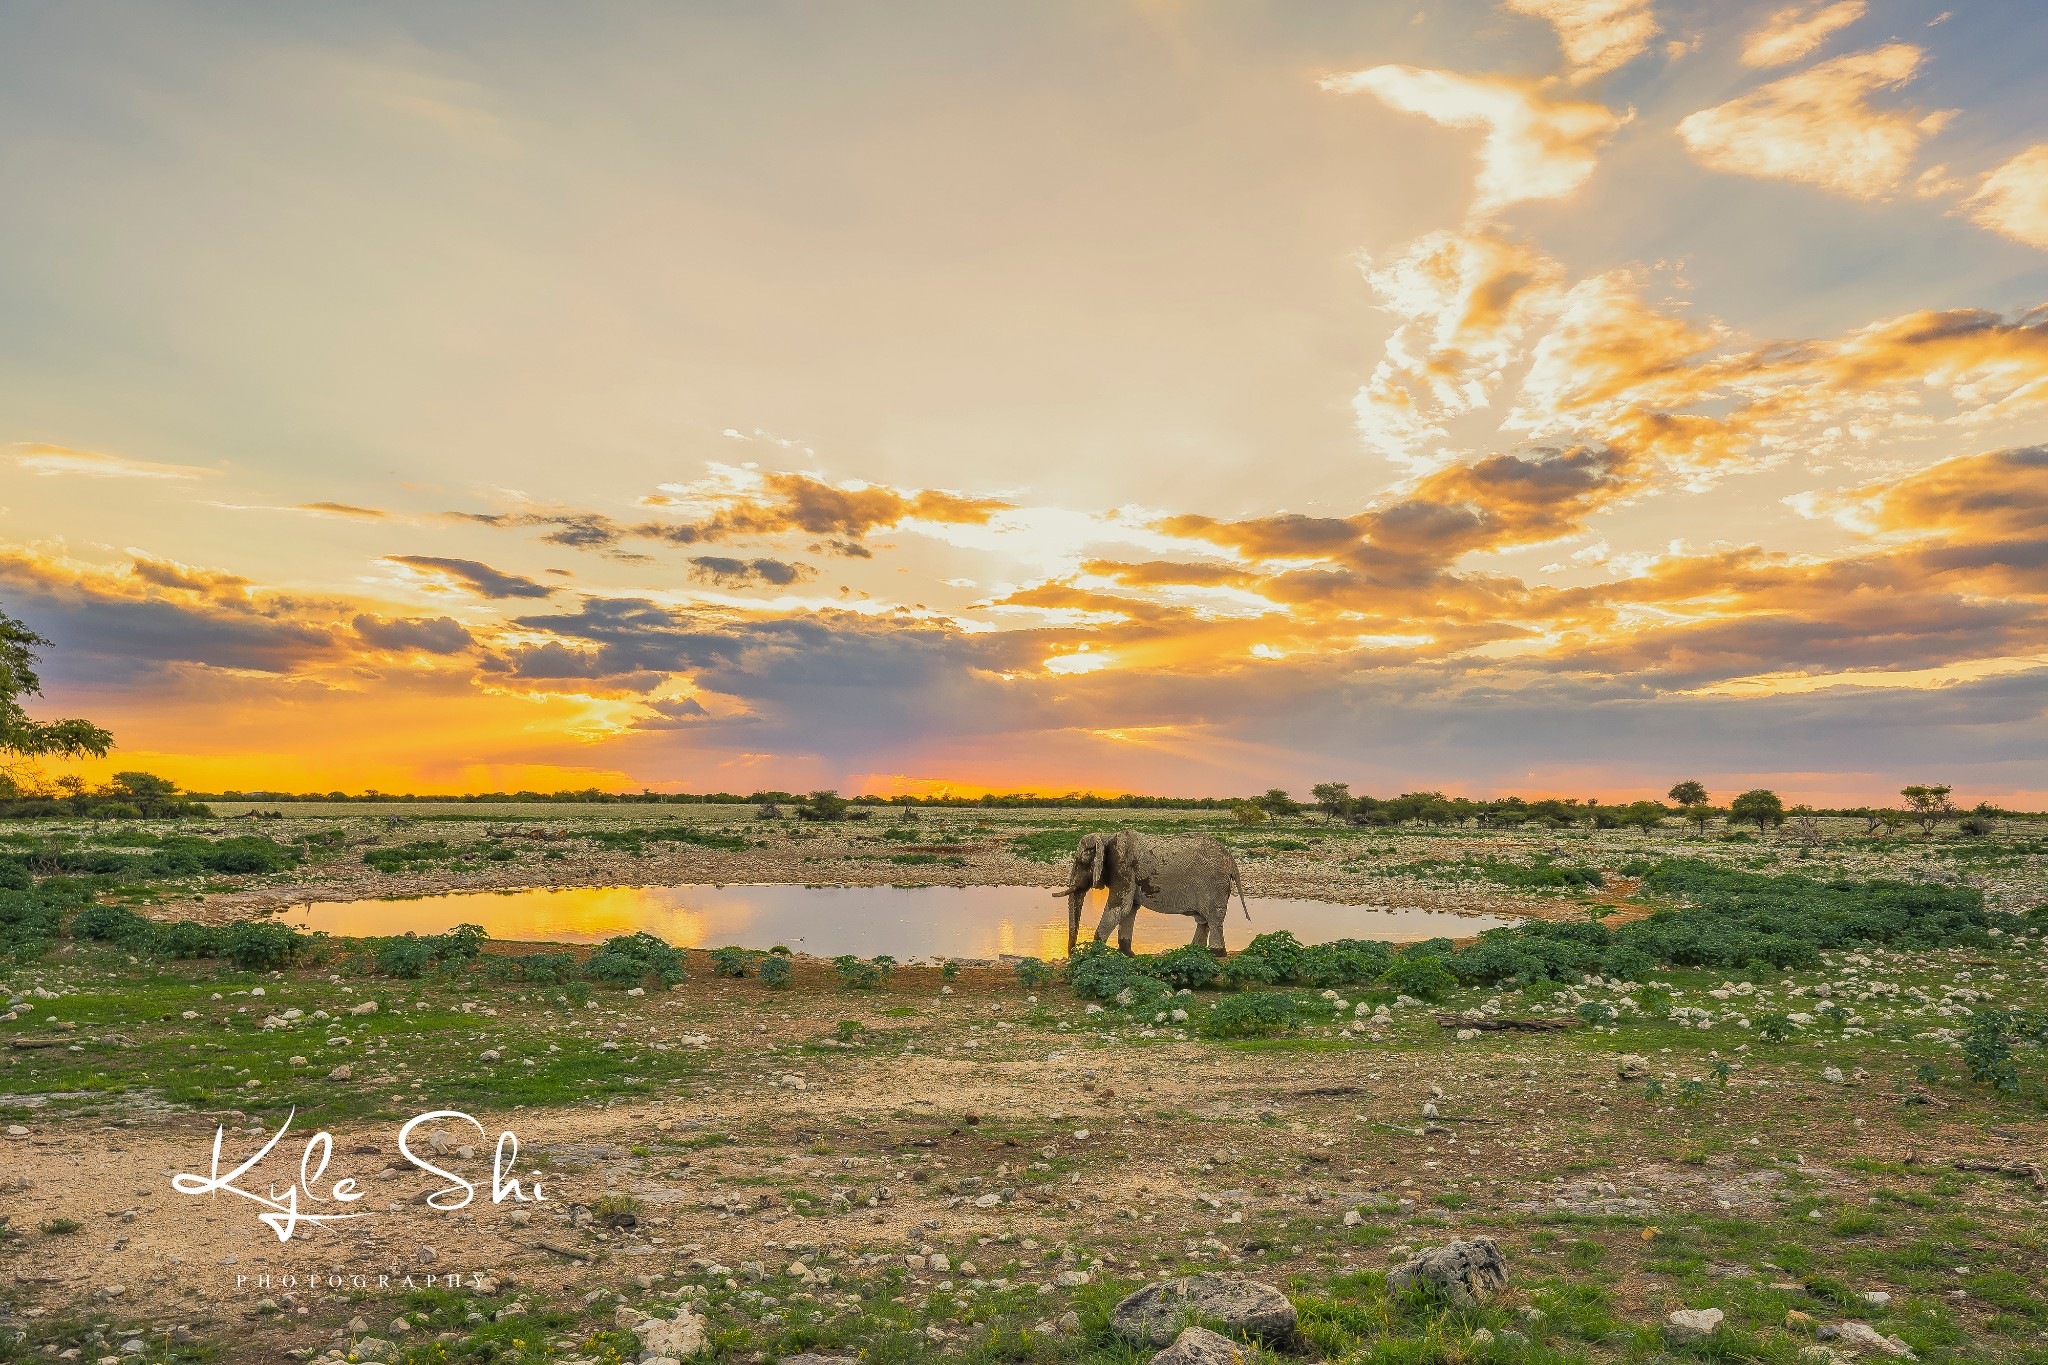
left=1230, top=855, right=1251, bottom=921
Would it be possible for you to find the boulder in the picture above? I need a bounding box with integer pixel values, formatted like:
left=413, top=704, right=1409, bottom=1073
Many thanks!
left=1825, top=1322, right=1916, bottom=1359
left=1110, top=1274, right=1296, bottom=1348
left=1666, top=1308, right=1724, bottom=1343
left=1150, top=1326, right=1246, bottom=1365
left=1385, top=1238, right=1509, bottom=1306
left=1616, top=1054, right=1651, bottom=1080
left=633, top=1306, right=709, bottom=1359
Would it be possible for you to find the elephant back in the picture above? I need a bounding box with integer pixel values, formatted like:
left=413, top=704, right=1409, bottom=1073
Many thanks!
left=1128, top=832, right=1238, bottom=915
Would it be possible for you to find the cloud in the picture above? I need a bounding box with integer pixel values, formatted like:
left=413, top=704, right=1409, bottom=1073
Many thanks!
left=383, top=555, right=555, bottom=599
left=1352, top=228, right=1567, bottom=469
left=352, top=614, right=475, bottom=654
left=1321, top=66, right=1628, bottom=214
left=1740, top=1, right=1867, bottom=68
left=11, top=443, right=215, bottom=481
left=1677, top=45, right=1952, bottom=199
left=461, top=467, right=1012, bottom=560
left=293, top=502, right=391, bottom=519
left=1962, top=145, right=2048, bottom=250
left=686, top=556, right=814, bottom=589
left=1502, top=0, right=1660, bottom=83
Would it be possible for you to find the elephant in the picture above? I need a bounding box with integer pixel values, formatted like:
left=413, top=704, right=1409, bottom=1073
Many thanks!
left=1056, top=829, right=1250, bottom=957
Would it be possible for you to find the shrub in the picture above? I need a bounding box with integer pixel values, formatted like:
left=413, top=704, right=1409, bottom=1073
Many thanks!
left=584, top=931, right=686, bottom=988
left=708, top=947, right=754, bottom=979
left=372, top=936, right=438, bottom=978
left=1064, top=941, right=1144, bottom=1001
left=486, top=951, right=576, bottom=984
left=201, top=836, right=299, bottom=876
left=1013, top=956, right=1054, bottom=989
left=832, top=954, right=893, bottom=990
left=220, top=920, right=310, bottom=972
left=1380, top=953, right=1457, bottom=1000
left=1218, top=952, right=1281, bottom=990
left=0, top=858, right=30, bottom=892
left=1200, top=991, right=1301, bottom=1039
left=69, top=904, right=154, bottom=944
left=1144, top=945, right=1221, bottom=991
left=758, top=954, right=793, bottom=988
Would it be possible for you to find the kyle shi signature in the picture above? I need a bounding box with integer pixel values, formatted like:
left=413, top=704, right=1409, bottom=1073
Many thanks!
left=171, top=1109, right=547, bottom=1241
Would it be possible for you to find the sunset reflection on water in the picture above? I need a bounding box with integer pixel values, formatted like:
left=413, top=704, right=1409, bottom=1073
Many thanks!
left=277, top=884, right=1519, bottom=959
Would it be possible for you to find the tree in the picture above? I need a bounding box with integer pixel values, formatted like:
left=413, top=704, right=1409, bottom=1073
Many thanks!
left=1729, top=788, right=1785, bottom=833
left=798, top=789, right=850, bottom=822
left=1309, top=782, right=1353, bottom=821
left=1667, top=780, right=1708, bottom=807
left=1683, top=804, right=1716, bottom=835
left=1899, top=784, right=1955, bottom=834
left=1, top=612, right=112, bottom=760
left=1258, top=787, right=1301, bottom=819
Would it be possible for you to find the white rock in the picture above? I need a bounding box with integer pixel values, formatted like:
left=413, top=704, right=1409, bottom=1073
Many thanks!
left=1667, top=1308, right=1724, bottom=1343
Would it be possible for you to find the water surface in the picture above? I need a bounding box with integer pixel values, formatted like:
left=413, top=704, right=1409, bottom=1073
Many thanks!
left=276, top=883, right=1519, bottom=959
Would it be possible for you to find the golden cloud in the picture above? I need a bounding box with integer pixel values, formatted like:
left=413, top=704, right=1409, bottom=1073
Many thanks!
left=1677, top=45, right=1952, bottom=199
left=1321, top=66, right=1628, bottom=214
left=1502, top=0, right=1660, bottom=83
left=1963, top=145, right=2048, bottom=251
left=1740, top=0, right=1867, bottom=68
left=1353, top=229, right=1567, bottom=469
left=11, top=443, right=216, bottom=481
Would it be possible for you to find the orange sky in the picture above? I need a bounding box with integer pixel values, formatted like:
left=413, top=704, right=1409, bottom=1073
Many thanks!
left=3, top=1, right=2046, bottom=806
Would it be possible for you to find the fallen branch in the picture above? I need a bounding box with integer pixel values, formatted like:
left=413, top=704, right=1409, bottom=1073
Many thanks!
left=531, top=1241, right=595, bottom=1261
left=1953, top=1160, right=2047, bottom=1190
left=1433, top=1014, right=1571, bottom=1033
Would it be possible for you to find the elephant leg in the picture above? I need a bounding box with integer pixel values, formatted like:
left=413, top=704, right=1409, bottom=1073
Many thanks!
left=1116, top=906, right=1134, bottom=956
left=1092, top=897, right=1122, bottom=948
left=1209, top=913, right=1227, bottom=958
left=1188, top=917, right=1207, bottom=947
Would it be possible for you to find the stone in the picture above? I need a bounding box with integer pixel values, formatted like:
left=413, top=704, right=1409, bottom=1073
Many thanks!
left=1862, top=1292, right=1892, bottom=1307
left=1385, top=1238, right=1509, bottom=1307
left=349, top=1001, right=378, bottom=1016
left=1830, top=1322, right=1916, bottom=1358
left=1666, top=1308, right=1724, bottom=1343
left=1109, top=1274, right=1296, bottom=1348
left=633, top=1306, right=709, bottom=1359
left=1616, top=1054, right=1651, bottom=1080
left=1149, top=1326, right=1244, bottom=1365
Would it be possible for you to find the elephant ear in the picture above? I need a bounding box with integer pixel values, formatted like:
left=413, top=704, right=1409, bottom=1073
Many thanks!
left=1088, top=833, right=1106, bottom=888
left=1108, top=829, right=1137, bottom=879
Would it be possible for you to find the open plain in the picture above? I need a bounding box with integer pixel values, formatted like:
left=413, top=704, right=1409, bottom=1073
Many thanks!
left=2, top=807, right=2044, bottom=1365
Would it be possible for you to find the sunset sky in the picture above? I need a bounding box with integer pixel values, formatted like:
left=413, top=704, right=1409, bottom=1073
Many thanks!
left=4, top=0, right=2046, bottom=804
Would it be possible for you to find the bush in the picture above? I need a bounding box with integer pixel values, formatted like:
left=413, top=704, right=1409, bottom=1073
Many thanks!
left=758, top=954, right=792, bottom=988
left=69, top=904, right=154, bottom=944
left=1013, top=956, right=1054, bottom=989
left=832, top=954, right=892, bottom=990
left=1144, top=945, right=1221, bottom=990
left=1380, top=953, right=1457, bottom=1001
left=483, top=951, right=577, bottom=984
left=200, top=836, right=299, bottom=876
left=584, top=931, right=686, bottom=988
left=709, top=947, right=754, bottom=979
left=220, top=921, right=310, bottom=972
left=1063, top=941, right=1144, bottom=1001
left=1200, top=991, right=1301, bottom=1039
left=0, top=858, right=30, bottom=892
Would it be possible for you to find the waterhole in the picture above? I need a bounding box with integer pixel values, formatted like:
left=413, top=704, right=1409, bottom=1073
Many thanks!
left=276, top=883, right=1520, bottom=959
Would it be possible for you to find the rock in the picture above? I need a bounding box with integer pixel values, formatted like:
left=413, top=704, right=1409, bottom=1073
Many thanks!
left=1057, top=1311, right=1081, bottom=1334
left=1861, top=1291, right=1891, bottom=1307
left=1385, top=1238, right=1509, bottom=1307
left=346, top=1317, right=369, bottom=1334
left=633, top=1306, right=710, bottom=1359
left=779, top=1355, right=858, bottom=1365
left=1109, top=1274, right=1296, bottom=1348
left=1149, top=1326, right=1243, bottom=1365
left=1829, top=1322, right=1916, bottom=1358
left=1823, top=1066, right=1847, bottom=1085
left=1343, top=1209, right=1361, bottom=1226
left=1055, top=1270, right=1092, bottom=1287
left=1666, top=1308, right=1724, bottom=1343
left=349, top=1001, right=378, bottom=1015
left=1616, top=1054, right=1651, bottom=1080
